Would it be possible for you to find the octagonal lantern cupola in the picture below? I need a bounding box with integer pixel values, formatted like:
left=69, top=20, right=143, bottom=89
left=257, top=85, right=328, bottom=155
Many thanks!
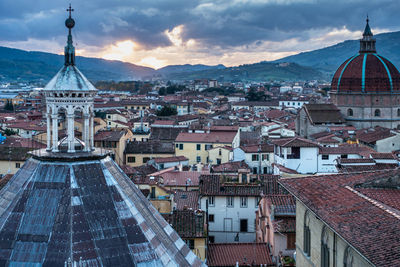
left=42, top=5, right=97, bottom=153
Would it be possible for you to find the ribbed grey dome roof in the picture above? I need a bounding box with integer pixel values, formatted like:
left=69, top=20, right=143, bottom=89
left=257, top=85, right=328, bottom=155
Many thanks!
left=43, top=65, right=97, bottom=92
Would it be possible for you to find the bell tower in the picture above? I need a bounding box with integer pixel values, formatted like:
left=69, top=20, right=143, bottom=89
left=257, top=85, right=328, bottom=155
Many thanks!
left=43, top=5, right=97, bottom=153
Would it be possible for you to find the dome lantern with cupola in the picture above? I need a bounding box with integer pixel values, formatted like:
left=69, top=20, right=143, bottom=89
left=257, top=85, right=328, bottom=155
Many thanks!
left=42, top=4, right=97, bottom=153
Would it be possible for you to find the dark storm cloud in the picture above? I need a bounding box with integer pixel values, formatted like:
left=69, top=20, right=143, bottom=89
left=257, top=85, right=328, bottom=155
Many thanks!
left=0, top=0, right=398, bottom=48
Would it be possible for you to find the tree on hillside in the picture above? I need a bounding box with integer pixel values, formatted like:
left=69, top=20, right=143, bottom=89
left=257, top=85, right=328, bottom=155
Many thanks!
left=158, top=87, right=166, bottom=96
left=4, top=100, right=13, bottom=111
left=246, top=88, right=266, bottom=101
left=156, top=105, right=178, bottom=116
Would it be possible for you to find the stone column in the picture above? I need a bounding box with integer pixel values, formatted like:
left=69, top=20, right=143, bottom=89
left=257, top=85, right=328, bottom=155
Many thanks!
left=51, top=114, right=59, bottom=152
left=46, top=114, right=51, bottom=151
left=67, top=113, right=75, bottom=153
left=83, top=113, right=90, bottom=152
left=90, top=113, right=94, bottom=150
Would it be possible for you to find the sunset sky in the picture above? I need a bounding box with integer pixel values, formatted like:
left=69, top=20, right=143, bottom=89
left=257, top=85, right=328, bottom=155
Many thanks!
left=0, top=0, right=399, bottom=69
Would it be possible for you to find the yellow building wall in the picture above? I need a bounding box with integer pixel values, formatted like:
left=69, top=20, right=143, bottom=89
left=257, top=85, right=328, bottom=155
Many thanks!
left=0, top=160, right=25, bottom=175
left=296, top=200, right=373, bottom=267
left=125, top=153, right=174, bottom=167
left=194, top=238, right=206, bottom=261
left=175, top=142, right=231, bottom=165
left=208, top=148, right=231, bottom=165
left=150, top=199, right=172, bottom=214
left=137, top=184, right=171, bottom=213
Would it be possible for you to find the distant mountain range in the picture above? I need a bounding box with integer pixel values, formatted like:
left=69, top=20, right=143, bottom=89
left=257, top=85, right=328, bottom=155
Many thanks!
left=0, top=46, right=154, bottom=81
left=274, top=31, right=400, bottom=73
left=163, top=61, right=325, bottom=81
left=1, top=30, right=400, bottom=82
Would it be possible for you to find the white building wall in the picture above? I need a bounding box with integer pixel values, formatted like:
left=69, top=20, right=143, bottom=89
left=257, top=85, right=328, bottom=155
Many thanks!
left=317, top=154, right=362, bottom=173
left=275, top=147, right=319, bottom=174
left=375, top=134, right=400, bottom=153
left=200, top=195, right=258, bottom=243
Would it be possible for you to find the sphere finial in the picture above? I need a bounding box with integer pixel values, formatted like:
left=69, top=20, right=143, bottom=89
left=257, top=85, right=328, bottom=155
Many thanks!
left=65, top=4, right=75, bottom=29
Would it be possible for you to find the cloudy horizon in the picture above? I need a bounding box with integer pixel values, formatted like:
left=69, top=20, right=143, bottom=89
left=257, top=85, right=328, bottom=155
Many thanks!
left=0, top=0, right=399, bottom=69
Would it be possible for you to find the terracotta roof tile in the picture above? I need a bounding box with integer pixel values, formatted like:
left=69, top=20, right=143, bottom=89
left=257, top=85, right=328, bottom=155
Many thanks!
left=199, top=174, right=278, bottom=196
left=279, top=170, right=400, bottom=266
left=272, top=137, right=319, bottom=148
left=211, top=161, right=249, bottom=173
left=174, top=191, right=199, bottom=211
left=207, top=243, right=274, bottom=266
left=303, top=104, right=345, bottom=124
left=163, top=210, right=205, bottom=238
left=356, top=126, right=395, bottom=143
left=153, top=156, right=188, bottom=164
left=267, top=194, right=296, bottom=214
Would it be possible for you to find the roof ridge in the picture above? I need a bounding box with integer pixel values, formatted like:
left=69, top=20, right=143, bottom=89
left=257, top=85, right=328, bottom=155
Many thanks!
left=345, top=186, right=400, bottom=220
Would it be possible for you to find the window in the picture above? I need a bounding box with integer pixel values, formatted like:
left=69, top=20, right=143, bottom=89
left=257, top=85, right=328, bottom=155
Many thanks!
left=240, top=197, right=247, bottom=208
left=209, top=236, right=215, bottom=243
left=159, top=163, right=164, bottom=169
left=240, top=219, right=248, bottom=232
left=322, top=155, right=329, bottom=160
left=143, top=157, right=150, bottom=163
left=196, top=144, right=201, bottom=150
left=179, top=144, right=184, bottom=150
left=196, top=156, right=201, bottom=163
left=242, top=174, right=247, bottom=183
left=205, top=144, right=213, bottom=150
left=398, top=108, right=400, bottom=117
left=347, top=108, right=353, bottom=116
left=343, top=246, right=354, bottom=267
left=216, top=158, right=221, bottom=165
left=341, top=154, right=348, bottom=159
left=15, top=163, right=21, bottom=168
left=321, top=227, right=330, bottom=267
left=127, top=156, right=136, bottom=163
left=208, top=196, right=215, bottom=207
left=208, top=214, right=214, bottom=222
left=219, top=149, right=222, bottom=156
left=262, top=154, right=269, bottom=161
left=287, top=233, right=296, bottom=250
left=304, top=211, right=311, bottom=256
left=252, top=154, right=259, bottom=161
left=185, top=239, right=195, bottom=249
left=175, top=143, right=179, bottom=148
left=226, top=196, right=234, bottom=207
left=253, top=167, right=258, bottom=174
left=150, top=187, right=156, bottom=199
left=287, top=147, right=300, bottom=159
left=374, top=109, right=381, bottom=117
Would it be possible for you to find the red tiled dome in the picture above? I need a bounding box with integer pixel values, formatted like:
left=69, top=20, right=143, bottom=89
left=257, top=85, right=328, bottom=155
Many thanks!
left=331, top=53, right=400, bottom=93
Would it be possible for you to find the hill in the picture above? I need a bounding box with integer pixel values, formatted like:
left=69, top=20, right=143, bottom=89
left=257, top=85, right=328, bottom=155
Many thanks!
left=156, top=64, right=226, bottom=75
left=165, top=61, right=326, bottom=81
left=274, top=31, right=400, bottom=73
left=0, top=46, right=155, bottom=82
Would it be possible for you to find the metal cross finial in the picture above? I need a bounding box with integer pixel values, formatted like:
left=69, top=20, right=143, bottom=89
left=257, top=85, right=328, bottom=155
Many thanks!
left=67, top=4, right=74, bottom=18
left=366, top=14, right=369, bottom=23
